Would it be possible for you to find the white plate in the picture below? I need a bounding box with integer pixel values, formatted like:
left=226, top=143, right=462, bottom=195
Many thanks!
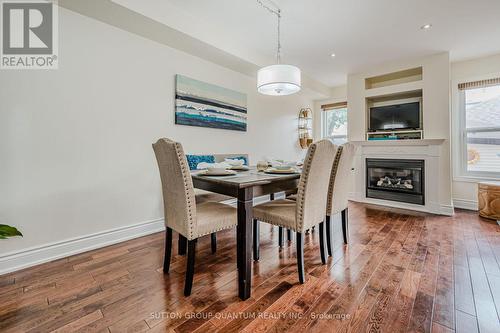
left=264, top=167, right=299, bottom=174
left=201, top=169, right=237, bottom=176
left=229, top=165, right=249, bottom=171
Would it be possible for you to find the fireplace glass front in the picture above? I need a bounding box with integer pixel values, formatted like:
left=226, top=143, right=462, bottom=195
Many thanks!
left=366, top=158, right=425, bottom=205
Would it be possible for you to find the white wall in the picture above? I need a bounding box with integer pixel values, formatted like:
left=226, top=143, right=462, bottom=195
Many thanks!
left=346, top=53, right=453, bottom=211
left=0, top=8, right=315, bottom=271
left=451, top=53, right=500, bottom=209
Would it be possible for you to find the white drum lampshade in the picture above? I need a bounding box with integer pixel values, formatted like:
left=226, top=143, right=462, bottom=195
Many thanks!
left=257, top=64, right=301, bottom=96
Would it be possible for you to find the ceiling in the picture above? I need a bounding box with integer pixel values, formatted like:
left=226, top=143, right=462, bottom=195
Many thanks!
left=112, top=0, right=500, bottom=87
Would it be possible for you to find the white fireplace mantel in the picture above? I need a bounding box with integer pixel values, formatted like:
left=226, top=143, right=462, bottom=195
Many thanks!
left=350, top=139, right=453, bottom=216
left=351, top=139, right=445, bottom=147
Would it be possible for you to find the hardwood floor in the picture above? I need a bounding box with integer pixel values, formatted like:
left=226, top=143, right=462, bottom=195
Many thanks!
left=1, top=202, right=499, bottom=332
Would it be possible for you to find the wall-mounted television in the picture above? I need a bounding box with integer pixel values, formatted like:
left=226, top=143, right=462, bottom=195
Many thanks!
left=369, top=101, right=421, bottom=132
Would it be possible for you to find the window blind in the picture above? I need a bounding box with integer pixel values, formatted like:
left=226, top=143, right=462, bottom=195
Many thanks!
left=458, top=78, right=500, bottom=90
left=321, top=101, right=347, bottom=110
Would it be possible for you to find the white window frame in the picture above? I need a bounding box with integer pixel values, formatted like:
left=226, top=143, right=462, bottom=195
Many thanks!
left=453, top=77, right=500, bottom=182
left=321, top=106, right=348, bottom=142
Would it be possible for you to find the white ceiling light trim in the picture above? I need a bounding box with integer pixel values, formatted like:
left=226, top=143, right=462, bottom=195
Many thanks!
left=256, top=0, right=301, bottom=96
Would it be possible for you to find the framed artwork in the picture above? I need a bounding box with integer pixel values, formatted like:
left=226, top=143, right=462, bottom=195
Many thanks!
left=175, top=74, right=247, bottom=131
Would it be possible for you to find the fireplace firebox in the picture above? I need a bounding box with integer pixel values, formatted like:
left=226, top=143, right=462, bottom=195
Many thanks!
left=366, top=158, right=425, bottom=205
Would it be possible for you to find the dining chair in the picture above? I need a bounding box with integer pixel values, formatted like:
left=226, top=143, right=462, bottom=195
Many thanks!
left=174, top=190, right=232, bottom=256
left=286, top=142, right=356, bottom=256
left=325, top=143, right=356, bottom=255
left=152, top=138, right=237, bottom=296
left=180, top=153, right=246, bottom=255
left=252, top=139, right=337, bottom=283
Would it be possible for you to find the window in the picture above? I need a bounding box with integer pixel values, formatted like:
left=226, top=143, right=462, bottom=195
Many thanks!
left=322, top=102, right=348, bottom=145
left=458, top=79, right=500, bottom=178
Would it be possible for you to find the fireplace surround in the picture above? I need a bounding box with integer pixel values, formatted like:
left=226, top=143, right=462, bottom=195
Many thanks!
left=366, top=158, right=425, bottom=205
left=350, top=139, right=451, bottom=216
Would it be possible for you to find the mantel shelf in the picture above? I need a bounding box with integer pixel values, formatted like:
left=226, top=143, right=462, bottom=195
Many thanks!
left=351, top=139, right=446, bottom=146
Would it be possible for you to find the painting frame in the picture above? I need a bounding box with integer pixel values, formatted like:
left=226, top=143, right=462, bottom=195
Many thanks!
left=175, top=74, right=247, bottom=132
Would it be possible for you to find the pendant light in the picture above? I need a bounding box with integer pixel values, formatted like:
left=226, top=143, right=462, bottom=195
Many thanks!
left=256, top=1, right=301, bottom=96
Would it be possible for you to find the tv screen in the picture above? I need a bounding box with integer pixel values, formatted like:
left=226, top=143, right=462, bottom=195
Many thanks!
left=369, top=102, right=420, bottom=131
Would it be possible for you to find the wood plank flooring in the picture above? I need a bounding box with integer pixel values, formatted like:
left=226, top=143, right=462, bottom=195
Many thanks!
left=1, top=202, right=499, bottom=332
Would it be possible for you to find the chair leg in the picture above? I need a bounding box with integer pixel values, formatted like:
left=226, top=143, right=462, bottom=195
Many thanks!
left=319, top=222, right=326, bottom=264
left=184, top=239, right=197, bottom=296
left=326, top=215, right=332, bottom=257
left=178, top=234, right=187, bottom=255
left=253, top=219, right=260, bottom=261
left=296, top=232, right=305, bottom=284
left=163, top=227, right=173, bottom=273
left=271, top=193, right=284, bottom=248
left=211, top=233, right=216, bottom=254
left=341, top=208, right=349, bottom=244
left=287, top=229, right=292, bottom=241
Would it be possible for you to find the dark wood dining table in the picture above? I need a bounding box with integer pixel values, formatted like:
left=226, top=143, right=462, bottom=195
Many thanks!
left=191, top=167, right=301, bottom=300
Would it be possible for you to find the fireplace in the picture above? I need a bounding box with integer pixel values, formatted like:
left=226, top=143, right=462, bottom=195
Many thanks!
left=366, top=158, right=425, bottom=205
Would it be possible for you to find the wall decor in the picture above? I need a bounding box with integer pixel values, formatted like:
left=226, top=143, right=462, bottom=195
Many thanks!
left=298, top=108, right=313, bottom=148
left=175, top=75, right=247, bottom=131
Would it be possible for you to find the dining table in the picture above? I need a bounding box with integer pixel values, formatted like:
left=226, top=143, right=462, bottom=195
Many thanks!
left=191, top=167, right=301, bottom=300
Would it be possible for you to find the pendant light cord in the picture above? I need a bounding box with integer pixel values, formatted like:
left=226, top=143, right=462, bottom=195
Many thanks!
left=256, top=0, right=282, bottom=64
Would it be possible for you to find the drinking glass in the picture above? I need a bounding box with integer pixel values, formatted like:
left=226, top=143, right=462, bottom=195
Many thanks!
left=257, top=161, right=268, bottom=171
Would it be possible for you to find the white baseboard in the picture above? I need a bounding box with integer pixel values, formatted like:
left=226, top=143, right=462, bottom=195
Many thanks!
left=0, top=218, right=165, bottom=275
left=439, top=204, right=455, bottom=216
left=453, top=198, right=478, bottom=211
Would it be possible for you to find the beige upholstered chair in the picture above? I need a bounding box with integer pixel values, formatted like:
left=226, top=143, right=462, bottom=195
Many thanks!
left=325, top=143, right=357, bottom=255
left=152, top=138, right=237, bottom=296
left=187, top=154, right=248, bottom=253
left=286, top=143, right=357, bottom=256
left=252, top=139, right=337, bottom=283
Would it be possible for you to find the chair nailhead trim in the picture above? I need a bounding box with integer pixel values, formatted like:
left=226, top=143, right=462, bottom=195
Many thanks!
left=196, top=224, right=236, bottom=238
left=296, top=143, right=317, bottom=231
left=174, top=142, right=196, bottom=240
left=327, top=145, right=343, bottom=214
left=252, top=217, right=297, bottom=232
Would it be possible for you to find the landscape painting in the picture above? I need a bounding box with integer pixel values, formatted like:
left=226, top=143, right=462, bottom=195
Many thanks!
left=175, top=75, right=247, bottom=132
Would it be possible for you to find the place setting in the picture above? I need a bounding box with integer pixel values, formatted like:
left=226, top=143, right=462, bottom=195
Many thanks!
left=196, top=158, right=249, bottom=177
left=256, top=159, right=302, bottom=175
